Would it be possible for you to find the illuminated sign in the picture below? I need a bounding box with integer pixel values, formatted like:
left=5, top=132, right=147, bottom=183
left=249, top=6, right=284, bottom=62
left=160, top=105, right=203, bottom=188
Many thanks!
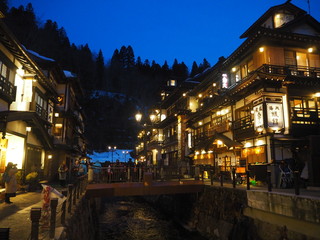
left=222, top=73, right=228, bottom=88
left=266, top=103, right=284, bottom=129
left=253, top=104, right=264, bottom=129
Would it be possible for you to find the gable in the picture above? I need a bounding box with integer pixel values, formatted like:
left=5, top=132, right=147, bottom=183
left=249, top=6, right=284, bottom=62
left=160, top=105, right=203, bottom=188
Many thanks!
left=240, top=2, right=306, bottom=39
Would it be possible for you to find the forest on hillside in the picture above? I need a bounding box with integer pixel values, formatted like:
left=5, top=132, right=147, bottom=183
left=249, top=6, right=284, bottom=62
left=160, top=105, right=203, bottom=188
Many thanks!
left=0, top=1, right=211, bottom=151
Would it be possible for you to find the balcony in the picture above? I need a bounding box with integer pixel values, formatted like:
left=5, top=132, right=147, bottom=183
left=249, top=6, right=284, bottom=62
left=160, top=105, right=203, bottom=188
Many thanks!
left=259, top=64, right=320, bottom=78
left=233, top=115, right=255, bottom=141
left=35, top=103, right=48, bottom=120
left=290, top=107, right=320, bottom=136
left=0, top=75, right=16, bottom=102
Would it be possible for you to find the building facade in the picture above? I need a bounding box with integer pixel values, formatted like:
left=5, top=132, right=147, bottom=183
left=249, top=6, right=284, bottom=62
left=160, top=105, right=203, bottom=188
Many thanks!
left=0, top=12, right=86, bottom=181
left=143, top=2, right=320, bottom=186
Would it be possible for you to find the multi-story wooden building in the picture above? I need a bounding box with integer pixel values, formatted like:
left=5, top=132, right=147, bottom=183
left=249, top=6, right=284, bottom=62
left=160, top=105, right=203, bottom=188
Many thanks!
left=0, top=12, right=86, bottom=181
left=145, top=1, right=320, bottom=186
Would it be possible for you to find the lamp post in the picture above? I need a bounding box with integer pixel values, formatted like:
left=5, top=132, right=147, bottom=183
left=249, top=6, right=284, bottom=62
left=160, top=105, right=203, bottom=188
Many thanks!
left=108, top=146, right=117, bottom=163
left=122, top=151, right=129, bottom=162
left=23, top=126, right=32, bottom=177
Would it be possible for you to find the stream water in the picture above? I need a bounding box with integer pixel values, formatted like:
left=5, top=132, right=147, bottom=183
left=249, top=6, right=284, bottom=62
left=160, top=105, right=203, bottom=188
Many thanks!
left=99, top=197, right=208, bottom=240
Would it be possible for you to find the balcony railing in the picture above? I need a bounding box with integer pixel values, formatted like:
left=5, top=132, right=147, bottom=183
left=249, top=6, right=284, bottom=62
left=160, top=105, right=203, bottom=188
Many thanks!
left=0, top=75, right=16, bottom=101
left=290, top=107, right=320, bottom=120
left=259, top=64, right=320, bottom=78
left=233, top=115, right=255, bottom=141
left=35, top=103, right=48, bottom=120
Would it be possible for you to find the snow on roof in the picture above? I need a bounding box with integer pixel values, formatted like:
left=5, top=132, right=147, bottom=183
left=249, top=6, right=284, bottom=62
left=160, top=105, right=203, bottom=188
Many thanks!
left=90, top=90, right=127, bottom=103
left=27, top=49, right=55, bottom=62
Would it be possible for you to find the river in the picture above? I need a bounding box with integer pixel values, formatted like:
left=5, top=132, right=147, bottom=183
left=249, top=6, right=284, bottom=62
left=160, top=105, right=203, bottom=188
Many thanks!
left=99, top=197, right=208, bottom=240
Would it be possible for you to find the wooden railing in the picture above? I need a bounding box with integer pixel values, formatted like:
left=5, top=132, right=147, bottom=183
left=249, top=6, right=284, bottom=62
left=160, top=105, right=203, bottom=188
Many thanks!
left=233, top=115, right=255, bottom=140
left=29, top=175, right=87, bottom=240
left=259, top=64, right=320, bottom=78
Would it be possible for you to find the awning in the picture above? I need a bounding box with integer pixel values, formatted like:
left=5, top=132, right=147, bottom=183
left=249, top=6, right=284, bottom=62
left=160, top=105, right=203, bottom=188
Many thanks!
left=195, top=132, right=242, bottom=151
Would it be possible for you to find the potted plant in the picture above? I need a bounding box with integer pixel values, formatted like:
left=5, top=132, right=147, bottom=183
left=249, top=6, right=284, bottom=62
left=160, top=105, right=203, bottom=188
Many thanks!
left=15, top=170, right=27, bottom=191
left=25, top=171, right=39, bottom=191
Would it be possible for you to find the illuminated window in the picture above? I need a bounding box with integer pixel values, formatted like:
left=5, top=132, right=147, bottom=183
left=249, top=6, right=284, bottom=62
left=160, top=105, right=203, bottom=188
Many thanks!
left=230, top=67, right=240, bottom=83
left=53, top=123, right=63, bottom=136
left=168, top=80, right=176, bottom=86
left=0, top=61, right=14, bottom=84
left=35, top=92, right=48, bottom=119
left=274, top=13, right=294, bottom=28
left=57, top=95, right=64, bottom=106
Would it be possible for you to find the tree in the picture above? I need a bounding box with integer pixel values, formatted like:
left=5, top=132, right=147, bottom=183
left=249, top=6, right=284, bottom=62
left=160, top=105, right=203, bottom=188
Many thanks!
left=95, top=49, right=105, bottom=90
left=5, top=4, right=38, bottom=48
left=0, top=0, right=8, bottom=14
left=172, top=59, right=188, bottom=83
left=198, top=58, right=211, bottom=72
left=190, top=61, right=199, bottom=77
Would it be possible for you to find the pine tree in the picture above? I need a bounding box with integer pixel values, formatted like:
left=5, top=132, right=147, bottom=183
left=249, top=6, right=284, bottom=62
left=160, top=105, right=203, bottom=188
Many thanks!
left=0, top=0, right=8, bottom=14
left=95, top=49, right=105, bottom=90
left=190, top=61, right=199, bottom=77
left=198, top=58, right=211, bottom=72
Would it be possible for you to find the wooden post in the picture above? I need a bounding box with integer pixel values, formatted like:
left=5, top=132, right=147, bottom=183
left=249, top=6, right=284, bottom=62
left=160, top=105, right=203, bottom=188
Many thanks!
left=294, top=171, right=300, bottom=195
left=246, top=171, right=250, bottom=190
left=210, top=170, right=214, bottom=185
left=0, top=228, right=10, bottom=240
left=76, top=181, right=80, bottom=199
left=68, top=184, right=73, bottom=213
left=267, top=170, right=272, bottom=192
left=220, top=171, right=223, bottom=187
left=61, top=190, right=68, bottom=226
left=73, top=183, right=77, bottom=205
left=30, top=208, right=41, bottom=240
left=49, top=198, right=58, bottom=239
left=232, top=168, right=236, bottom=188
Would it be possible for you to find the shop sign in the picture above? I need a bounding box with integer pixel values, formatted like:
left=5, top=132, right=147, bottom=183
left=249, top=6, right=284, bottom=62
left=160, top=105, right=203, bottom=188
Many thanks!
left=253, top=104, right=264, bottom=129
left=266, top=103, right=284, bottom=129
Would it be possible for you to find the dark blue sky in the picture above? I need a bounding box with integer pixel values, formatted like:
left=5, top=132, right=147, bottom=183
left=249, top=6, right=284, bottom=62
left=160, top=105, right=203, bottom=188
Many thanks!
left=8, top=0, right=320, bottom=67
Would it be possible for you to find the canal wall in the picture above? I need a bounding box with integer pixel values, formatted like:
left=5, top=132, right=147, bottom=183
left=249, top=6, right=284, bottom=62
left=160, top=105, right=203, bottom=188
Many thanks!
left=64, top=197, right=100, bottom=240
left=147, top=186, right=320, bottom=240
left=52, top=196, right=101, bottom=240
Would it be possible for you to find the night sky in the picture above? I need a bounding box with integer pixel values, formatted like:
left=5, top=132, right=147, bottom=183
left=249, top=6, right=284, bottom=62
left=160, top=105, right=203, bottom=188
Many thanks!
left=8, top=0, right=320, bottom=67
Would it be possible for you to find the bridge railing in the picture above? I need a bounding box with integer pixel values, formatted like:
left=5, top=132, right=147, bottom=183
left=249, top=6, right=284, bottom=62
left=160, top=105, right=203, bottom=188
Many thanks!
left=88, top=165, right=204, bottom=183
left=87, top=166, right=302, bottom=195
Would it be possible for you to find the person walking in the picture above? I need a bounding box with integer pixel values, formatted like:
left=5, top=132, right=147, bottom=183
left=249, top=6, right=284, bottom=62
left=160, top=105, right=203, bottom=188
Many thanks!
left=4, top=162, right=18, bottom=204
left=58, top=161, right=68, bottom=187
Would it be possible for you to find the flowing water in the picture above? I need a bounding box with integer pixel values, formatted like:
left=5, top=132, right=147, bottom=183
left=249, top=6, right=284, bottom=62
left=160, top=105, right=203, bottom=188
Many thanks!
left=99, top=197, right=207, bottom=240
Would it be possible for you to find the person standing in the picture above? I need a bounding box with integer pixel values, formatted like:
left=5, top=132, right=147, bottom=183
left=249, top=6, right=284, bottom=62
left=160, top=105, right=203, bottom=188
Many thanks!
left=4, top=162, right=18, bottom=204
left=58, top=161, right=68, bottom=187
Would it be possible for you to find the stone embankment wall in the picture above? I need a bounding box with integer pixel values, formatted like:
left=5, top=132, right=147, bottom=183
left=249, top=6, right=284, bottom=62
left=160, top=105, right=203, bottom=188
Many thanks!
left=148, top=186, right=320, bottom=240
left=55, top=197, right=100, bottom=240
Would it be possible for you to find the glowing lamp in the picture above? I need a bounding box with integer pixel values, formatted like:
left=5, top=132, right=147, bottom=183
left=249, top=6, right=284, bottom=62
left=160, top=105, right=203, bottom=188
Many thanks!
left=135, top=113, right=142, bottom=122
left=149, top=114, right=156, bottom=123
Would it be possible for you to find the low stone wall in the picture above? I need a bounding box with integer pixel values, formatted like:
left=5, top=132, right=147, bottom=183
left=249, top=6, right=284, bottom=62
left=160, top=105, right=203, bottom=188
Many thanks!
left=149, top=186, right=320, bottom=240
left=64, top=197, right=100, bottom=240
left=52, top=196, right=100, bottom=240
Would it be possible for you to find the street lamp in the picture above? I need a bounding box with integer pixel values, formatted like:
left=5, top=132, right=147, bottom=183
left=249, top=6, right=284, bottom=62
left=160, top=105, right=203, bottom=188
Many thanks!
left=108, top=146, right=117, bottom=163
left=122, top=151, right=129, bottom=162
left=135, top=112, right=142, bottom=122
